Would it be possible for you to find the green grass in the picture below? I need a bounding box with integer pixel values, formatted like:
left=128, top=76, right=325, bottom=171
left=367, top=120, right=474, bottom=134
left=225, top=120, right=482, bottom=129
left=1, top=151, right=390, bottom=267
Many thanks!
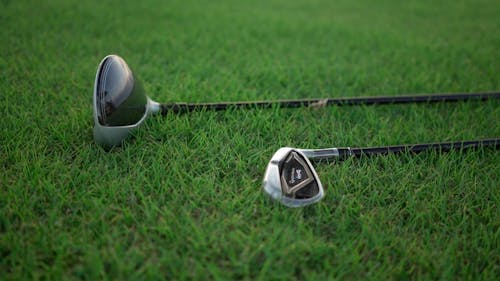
left=1, top=0, right=499, bottom=280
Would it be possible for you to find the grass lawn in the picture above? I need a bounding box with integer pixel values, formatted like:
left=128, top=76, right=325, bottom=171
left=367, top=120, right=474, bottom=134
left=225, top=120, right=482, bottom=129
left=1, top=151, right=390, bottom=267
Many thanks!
left=1, top=0, right=499, bottom=279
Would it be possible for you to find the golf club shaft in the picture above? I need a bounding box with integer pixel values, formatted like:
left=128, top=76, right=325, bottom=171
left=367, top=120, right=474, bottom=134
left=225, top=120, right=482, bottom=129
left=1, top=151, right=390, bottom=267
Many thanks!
left=300, top=138, right=500, bottom=160
left=159, top=92, right=500, bottom=114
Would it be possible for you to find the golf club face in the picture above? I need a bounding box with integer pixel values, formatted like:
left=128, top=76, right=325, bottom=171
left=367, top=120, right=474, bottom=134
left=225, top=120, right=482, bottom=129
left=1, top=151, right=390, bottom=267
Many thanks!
left=263, top=147, right=324, bottom=207
left=93, top=55, right=159, bottom=147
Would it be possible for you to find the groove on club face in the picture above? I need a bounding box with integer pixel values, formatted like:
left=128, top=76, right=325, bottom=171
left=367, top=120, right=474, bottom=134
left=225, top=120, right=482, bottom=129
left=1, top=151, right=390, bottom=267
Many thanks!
left=263, top=148, right=324, bottom=207
left=95, top=55, right=148, bottom=126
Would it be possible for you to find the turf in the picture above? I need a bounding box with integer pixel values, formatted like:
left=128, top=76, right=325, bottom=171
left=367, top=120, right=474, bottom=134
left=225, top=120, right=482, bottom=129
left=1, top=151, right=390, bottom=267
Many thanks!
left=1, top=0, right=499, bottom=280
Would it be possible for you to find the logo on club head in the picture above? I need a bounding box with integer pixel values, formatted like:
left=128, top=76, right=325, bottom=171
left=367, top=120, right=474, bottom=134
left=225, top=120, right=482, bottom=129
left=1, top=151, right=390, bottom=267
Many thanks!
left=289, top=168, right=303, bottom=184
left=281, top=151, right=314, bottom=196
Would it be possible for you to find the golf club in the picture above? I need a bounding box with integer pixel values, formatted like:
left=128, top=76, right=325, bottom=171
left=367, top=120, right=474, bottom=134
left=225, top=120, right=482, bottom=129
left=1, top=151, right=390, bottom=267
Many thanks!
left=93, top=54, right=500, bottom=147
left=263, top=138, right=500, bottom=207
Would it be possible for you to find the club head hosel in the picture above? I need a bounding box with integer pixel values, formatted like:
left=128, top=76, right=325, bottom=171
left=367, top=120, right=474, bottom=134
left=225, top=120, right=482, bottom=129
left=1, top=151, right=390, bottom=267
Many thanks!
left=298, top=148, right=339, bottom=160
left=148, top=99, right=161, bottom=115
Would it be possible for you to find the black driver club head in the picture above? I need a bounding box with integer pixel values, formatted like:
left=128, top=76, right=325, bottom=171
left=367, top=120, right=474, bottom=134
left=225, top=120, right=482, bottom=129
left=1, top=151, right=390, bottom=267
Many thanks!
left=93, top=55, right=160, bottom=147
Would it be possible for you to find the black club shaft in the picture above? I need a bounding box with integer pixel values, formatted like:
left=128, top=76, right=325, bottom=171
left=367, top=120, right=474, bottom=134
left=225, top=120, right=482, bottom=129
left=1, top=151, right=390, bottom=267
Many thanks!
left=335, top=138, right=500, bottom=158
left=159, top=91, right=500, bottom=114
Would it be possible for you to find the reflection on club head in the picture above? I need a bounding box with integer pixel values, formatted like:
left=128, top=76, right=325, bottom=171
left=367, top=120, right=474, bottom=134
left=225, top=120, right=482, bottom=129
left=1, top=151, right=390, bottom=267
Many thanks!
left=262, top=147, right=324, bottom=207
